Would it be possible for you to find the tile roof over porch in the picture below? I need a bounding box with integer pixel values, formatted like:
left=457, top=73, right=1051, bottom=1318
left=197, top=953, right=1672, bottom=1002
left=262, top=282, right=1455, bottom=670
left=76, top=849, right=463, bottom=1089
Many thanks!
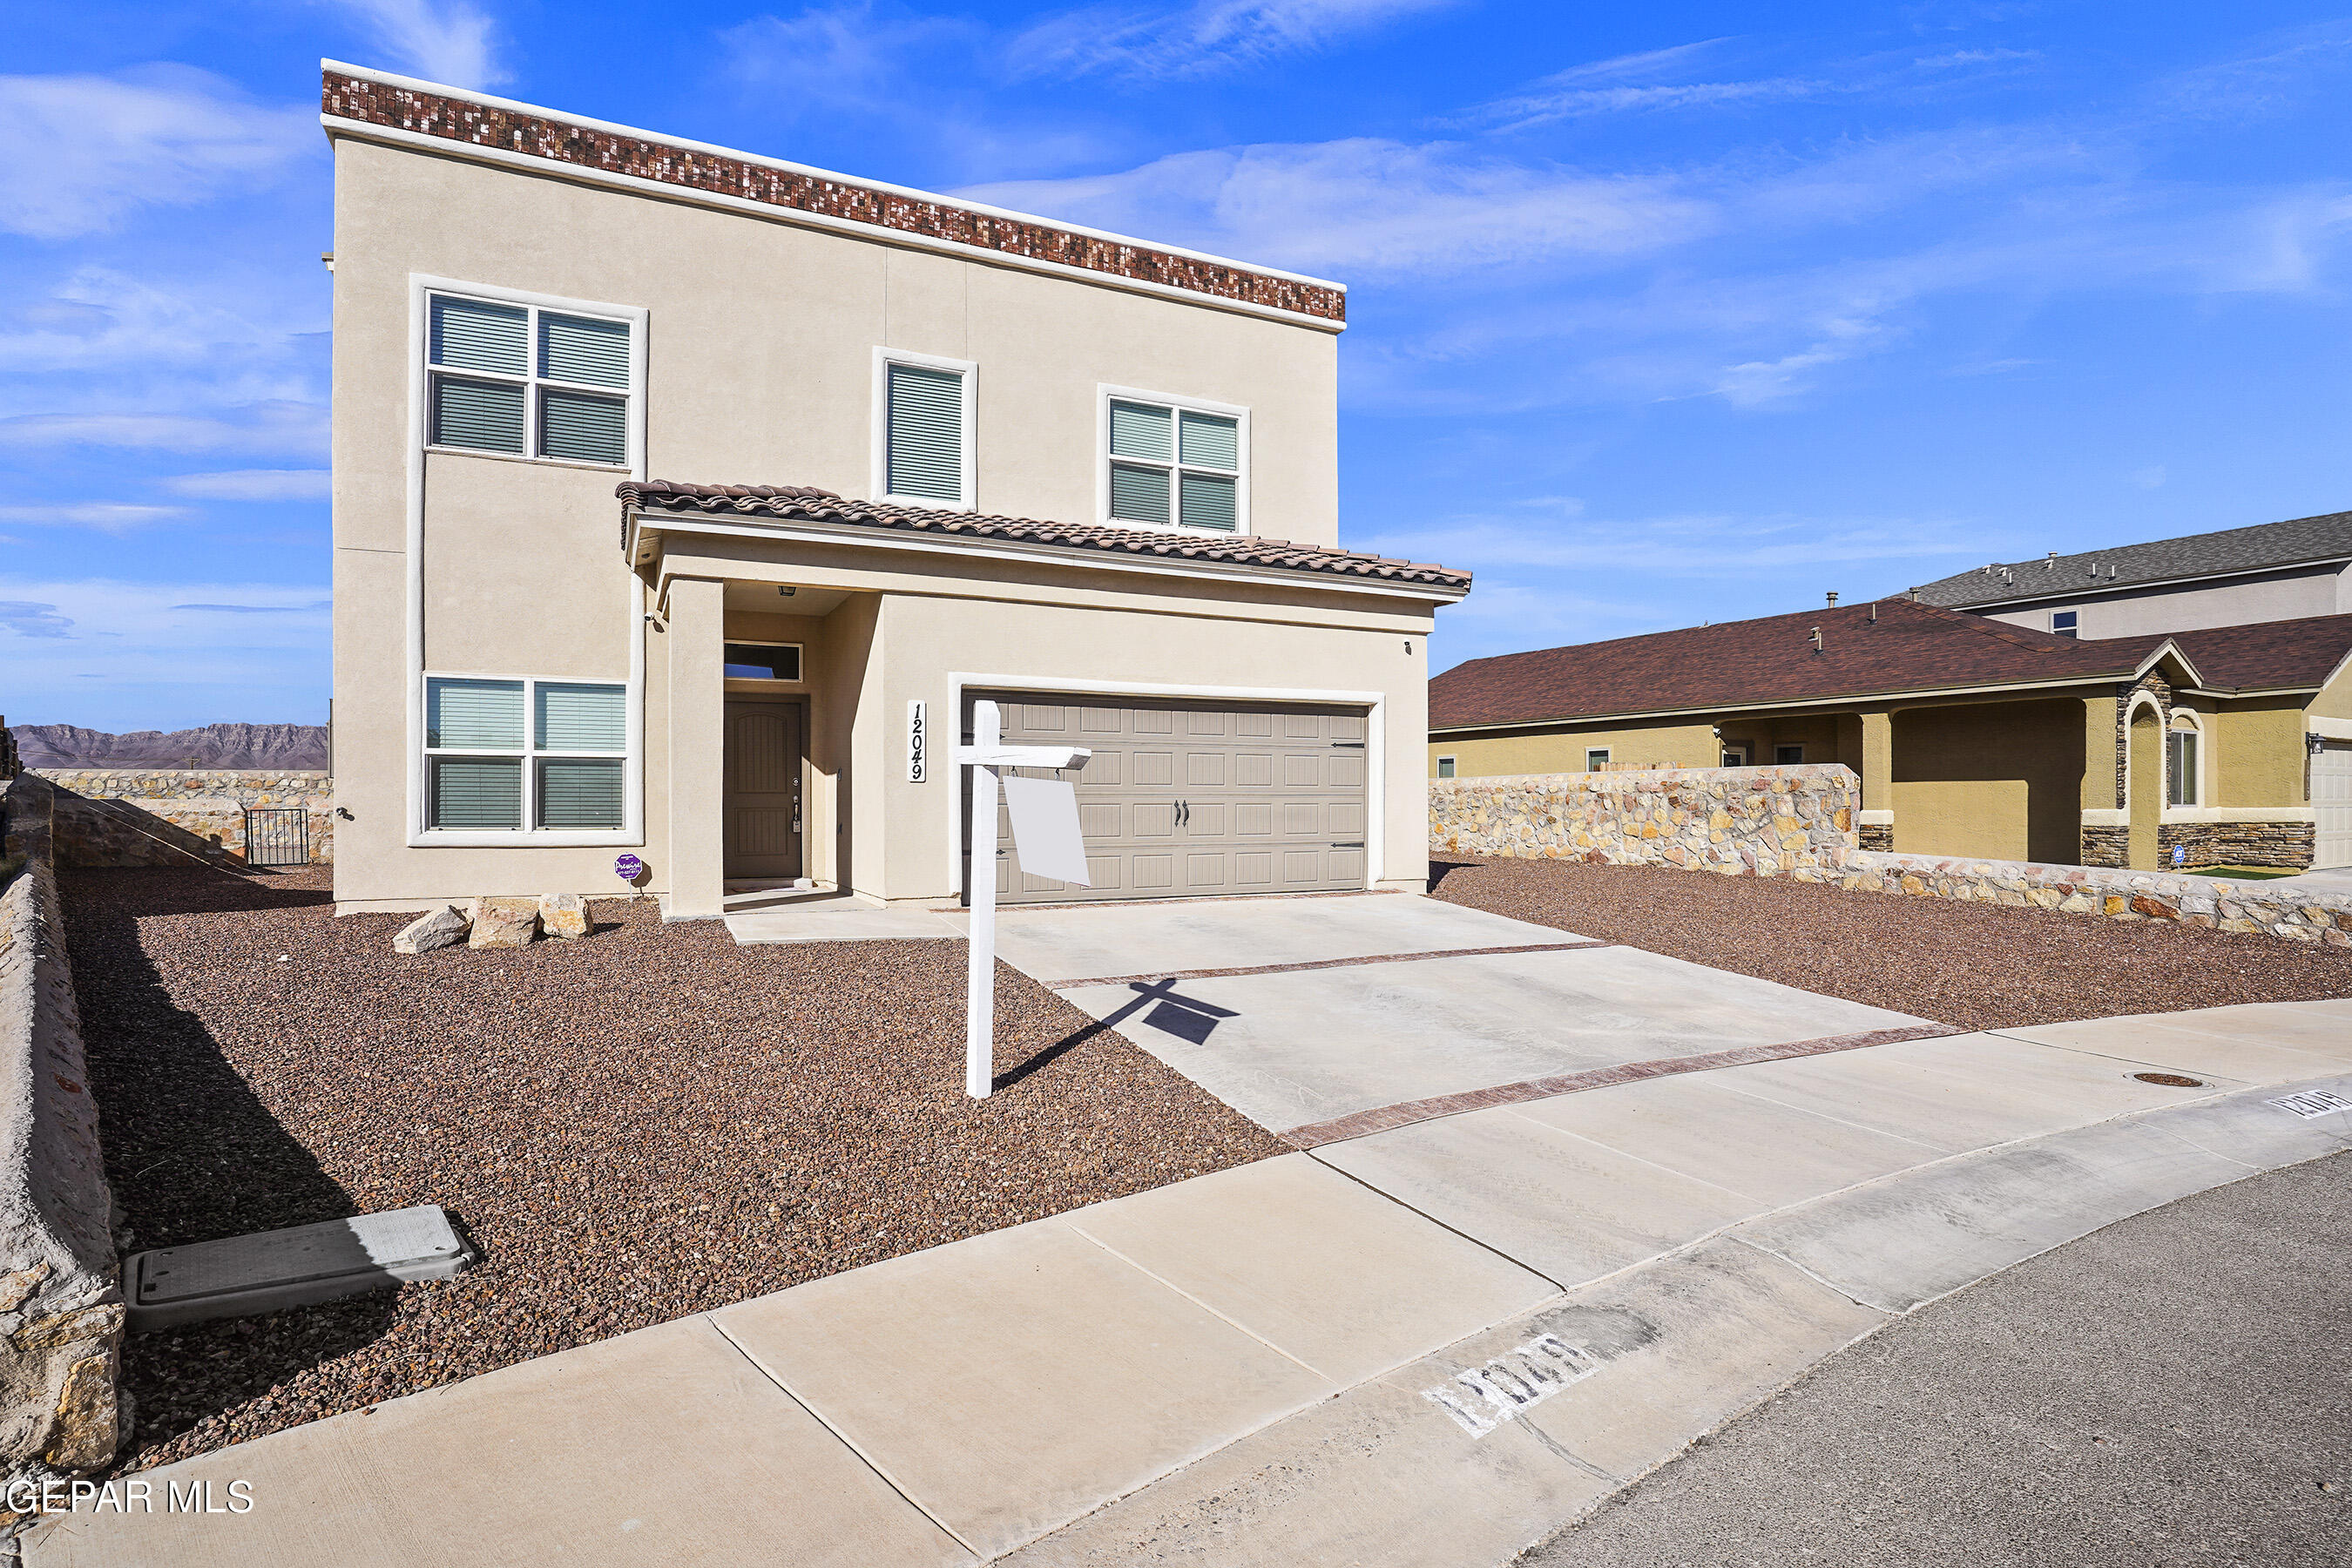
left=618, top=480, right=1474, bottom=593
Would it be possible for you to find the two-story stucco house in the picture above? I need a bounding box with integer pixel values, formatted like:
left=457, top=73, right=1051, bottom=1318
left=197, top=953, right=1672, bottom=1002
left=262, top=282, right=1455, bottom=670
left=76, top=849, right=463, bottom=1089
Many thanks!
left=322, top=63, right=1470, bottom=920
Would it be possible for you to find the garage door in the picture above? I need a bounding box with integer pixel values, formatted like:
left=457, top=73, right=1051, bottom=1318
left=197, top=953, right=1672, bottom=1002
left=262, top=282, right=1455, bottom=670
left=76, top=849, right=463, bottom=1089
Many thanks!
left=2317, top=740, right=2352, bottom=870
left=970, top=693, right=1369, bottom=904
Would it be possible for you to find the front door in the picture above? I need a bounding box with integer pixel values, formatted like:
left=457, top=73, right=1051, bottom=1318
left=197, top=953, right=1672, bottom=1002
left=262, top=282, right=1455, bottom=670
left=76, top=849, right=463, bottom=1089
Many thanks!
left=724, top=700, right=803, bottom=879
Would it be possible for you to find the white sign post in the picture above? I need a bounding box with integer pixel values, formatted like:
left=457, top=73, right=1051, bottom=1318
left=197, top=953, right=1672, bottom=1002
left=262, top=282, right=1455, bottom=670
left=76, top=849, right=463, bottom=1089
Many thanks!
left=954, top=699, right=1090, bottom=1098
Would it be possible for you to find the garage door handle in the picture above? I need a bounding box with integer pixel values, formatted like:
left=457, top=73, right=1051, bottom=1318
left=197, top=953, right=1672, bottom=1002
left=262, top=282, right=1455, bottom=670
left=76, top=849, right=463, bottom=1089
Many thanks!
left=1176, top=800, right=1189, bottom=826
left=1329, top=841, right=1363, bottom=848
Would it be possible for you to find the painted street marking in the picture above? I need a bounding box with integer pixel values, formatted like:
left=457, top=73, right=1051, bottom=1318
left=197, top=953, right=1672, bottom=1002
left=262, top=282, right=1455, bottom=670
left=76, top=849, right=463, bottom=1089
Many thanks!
left=1423, top=1333, right=1602, bottom=1438
left=2267, top=1089, right=2352, bottom=1119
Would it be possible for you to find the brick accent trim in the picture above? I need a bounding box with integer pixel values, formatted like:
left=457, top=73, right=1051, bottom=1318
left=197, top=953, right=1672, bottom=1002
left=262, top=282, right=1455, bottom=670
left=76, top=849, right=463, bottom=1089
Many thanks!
left=321, top=71, right=1346, bottom=324
left=1050, top=940, right=1612, bottom=991
left=1279, top=1024, right=1963, bottom=1149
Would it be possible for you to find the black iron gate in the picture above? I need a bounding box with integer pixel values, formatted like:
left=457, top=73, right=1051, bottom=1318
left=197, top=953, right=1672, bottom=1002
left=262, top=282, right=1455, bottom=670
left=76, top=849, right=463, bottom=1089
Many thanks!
left=242, top=808, right=310, bottom=868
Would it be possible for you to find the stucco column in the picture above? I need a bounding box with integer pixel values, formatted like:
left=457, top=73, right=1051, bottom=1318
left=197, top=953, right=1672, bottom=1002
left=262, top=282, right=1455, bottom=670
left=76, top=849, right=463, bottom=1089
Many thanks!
left=665, top=575, right=727, bottom=919
left=1855, top=712, right=1894, bottom=853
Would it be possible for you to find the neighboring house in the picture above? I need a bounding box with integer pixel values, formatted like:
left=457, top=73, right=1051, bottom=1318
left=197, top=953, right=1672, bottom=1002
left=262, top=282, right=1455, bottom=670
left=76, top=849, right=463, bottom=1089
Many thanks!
left=1909, top=509, right=2352, bottom=639
left=323, top=63, right=1469, bottom=918
left=1429, top=599, right=2352, bottom=872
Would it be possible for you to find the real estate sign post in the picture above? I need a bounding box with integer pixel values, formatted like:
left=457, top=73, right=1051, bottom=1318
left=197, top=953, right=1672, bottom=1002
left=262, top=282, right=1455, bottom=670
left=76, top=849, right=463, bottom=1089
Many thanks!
left=954, top=700, right=1090, bottom=1098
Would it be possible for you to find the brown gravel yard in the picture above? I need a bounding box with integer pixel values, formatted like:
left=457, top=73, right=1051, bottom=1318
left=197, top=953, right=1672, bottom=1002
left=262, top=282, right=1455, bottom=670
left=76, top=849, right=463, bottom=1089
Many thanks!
left=64, top=866, right=1284, bottom=1475
left=1430, top=855, right=2352, bottom=1031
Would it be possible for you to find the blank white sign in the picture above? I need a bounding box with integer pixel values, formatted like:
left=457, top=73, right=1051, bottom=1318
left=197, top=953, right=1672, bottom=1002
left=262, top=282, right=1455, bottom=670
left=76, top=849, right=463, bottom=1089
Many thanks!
left=1002, top=774, right=1091, bottom=886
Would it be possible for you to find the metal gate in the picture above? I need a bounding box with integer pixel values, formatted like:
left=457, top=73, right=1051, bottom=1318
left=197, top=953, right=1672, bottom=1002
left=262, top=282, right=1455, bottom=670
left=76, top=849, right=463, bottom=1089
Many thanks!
left=242, top=808, right=310, bottom=868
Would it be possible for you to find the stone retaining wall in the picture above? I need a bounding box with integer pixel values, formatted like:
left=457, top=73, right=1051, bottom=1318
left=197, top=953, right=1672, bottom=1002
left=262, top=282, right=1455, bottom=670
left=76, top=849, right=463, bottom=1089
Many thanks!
left=1429, top=765, right=1858, bottom=875
left=35, top=770, right=333, bottom=868
left=1827, top=849, right=2352, bottom=946
left=0, top=774, right=123, bottom=1506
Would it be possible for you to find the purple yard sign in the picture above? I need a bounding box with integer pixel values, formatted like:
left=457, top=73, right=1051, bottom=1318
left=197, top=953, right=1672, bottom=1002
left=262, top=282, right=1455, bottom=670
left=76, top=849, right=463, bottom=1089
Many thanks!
left=614, top=855, right=645, bottom=883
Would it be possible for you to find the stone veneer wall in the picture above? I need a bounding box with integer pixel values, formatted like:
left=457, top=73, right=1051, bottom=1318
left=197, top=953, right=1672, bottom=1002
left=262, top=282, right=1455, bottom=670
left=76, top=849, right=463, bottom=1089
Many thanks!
left=36, top=770, right=333, bottom=868
left=1830, top=849, right=2352, bottom=946
left=0, top=775, right=123, bottom=1506
left=1429, top=765, right=1858, bottom=875
left=2159, top=820, right=2315, bottom=871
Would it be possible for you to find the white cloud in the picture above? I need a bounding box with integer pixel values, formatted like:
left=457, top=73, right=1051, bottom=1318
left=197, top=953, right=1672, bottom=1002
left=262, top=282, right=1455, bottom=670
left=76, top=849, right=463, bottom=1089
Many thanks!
left=0, top=503, right=191, bottom=532
left=325, top=0, right=507, bottom=90
left=963, top=139, right=1712, bottom=277
left=1010, top=0, right=1456, bottom=81
left=0, top=403, right=329, bottom=458
left=162, top=470, right=333, bottom=502
left=1360, top=507, right=1997, bottom=578
left=0, top=67, right=312, bottom=240
left=0, top=268, right=324, bottom=376
left=0, top=602, right=74, bottom=639
left=724, top=3, right=979, bottom=107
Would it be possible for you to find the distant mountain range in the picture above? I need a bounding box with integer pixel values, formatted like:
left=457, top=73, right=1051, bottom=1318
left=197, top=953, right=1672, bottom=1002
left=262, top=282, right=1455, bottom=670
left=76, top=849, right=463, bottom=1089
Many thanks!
left=10, top=723, right=329, bottom=771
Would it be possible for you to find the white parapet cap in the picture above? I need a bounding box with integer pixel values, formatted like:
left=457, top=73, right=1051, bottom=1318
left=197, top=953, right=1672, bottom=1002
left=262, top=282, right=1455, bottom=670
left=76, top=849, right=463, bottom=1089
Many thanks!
left=320, top=59, right=1348, bottom=307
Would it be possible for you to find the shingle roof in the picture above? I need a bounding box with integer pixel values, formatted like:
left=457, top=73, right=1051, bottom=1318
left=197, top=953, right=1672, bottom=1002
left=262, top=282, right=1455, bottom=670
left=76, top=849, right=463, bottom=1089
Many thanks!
left=2102, top=612, right=2352, bottom=693
left=1910, top=510, right=2352, bottom=608
left=618, top=481, right=1473, bottom=592
left=1430, top=598, right=2352, bottom=731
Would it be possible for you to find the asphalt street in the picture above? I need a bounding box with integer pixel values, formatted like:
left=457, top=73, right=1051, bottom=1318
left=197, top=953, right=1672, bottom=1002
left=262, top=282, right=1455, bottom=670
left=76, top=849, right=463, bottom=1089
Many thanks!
left=1525, top=1149, right=2352, bottom=1568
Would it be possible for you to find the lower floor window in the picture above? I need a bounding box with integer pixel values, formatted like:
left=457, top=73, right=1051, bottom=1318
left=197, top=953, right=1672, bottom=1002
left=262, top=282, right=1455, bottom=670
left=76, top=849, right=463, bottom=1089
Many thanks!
left=2166, top=730, right=2200, bottom=807
left=1774, top=744, right=1804, bottom=764
left=426, top=676, right=628, bottom=831
left=1585, top=748, right=1611, bottom=771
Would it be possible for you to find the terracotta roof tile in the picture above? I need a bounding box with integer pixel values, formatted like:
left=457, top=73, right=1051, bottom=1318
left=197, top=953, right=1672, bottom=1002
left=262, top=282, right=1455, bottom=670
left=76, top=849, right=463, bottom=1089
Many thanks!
left=618, top=480, right=1472, bottom=592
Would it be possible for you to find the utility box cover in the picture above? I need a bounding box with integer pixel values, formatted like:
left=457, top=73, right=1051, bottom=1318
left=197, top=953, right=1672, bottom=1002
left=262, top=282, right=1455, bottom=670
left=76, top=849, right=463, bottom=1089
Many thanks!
left=125, top=1204, right=476, bottom=1331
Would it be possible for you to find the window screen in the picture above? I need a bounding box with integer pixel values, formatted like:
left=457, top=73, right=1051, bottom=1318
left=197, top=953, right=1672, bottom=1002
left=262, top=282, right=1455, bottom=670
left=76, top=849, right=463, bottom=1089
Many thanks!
left=427, top=293, right=632, bottom=467
left=886, top=363, right=966, bottom=503
left=1107, top=397, right=1242, bottom=531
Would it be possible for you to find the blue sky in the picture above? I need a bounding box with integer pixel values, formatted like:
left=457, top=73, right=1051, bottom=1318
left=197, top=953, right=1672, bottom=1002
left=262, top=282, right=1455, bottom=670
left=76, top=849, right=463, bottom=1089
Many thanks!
left=7, top=3, right=2352, bottom=731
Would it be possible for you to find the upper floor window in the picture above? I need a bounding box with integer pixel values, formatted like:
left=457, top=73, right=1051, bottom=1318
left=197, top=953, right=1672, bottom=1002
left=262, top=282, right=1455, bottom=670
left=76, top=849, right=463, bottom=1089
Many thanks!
left=876, top=352, right=975, bottom=509
left=428, top=293, right=634, bottom=467
left=1105, top=389, right=1246, bottom=533
left=2051, top=610, right=2078, bottom=639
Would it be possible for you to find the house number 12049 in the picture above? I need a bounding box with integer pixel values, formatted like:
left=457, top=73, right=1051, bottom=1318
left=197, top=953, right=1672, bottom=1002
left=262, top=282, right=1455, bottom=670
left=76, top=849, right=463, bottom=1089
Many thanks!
left=907, top=700, right=927, bottom=782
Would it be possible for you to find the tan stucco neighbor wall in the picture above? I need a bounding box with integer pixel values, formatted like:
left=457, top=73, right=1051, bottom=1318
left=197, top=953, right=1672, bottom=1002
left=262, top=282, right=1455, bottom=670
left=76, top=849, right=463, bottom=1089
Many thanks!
left=1429, top=719, right=1720, bottom=779
left=1890, top=699, right=2085, bottom=863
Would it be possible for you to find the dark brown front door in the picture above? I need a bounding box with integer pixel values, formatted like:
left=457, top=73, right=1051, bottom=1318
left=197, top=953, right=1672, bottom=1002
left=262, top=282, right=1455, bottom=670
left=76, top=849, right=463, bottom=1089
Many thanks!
left=725, top=700, right=803, bottom=879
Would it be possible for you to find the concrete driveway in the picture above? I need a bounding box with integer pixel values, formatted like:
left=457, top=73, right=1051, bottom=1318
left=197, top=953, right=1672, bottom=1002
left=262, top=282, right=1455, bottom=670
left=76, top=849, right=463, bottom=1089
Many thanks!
left=960, top=893, right=1934, bottom=1136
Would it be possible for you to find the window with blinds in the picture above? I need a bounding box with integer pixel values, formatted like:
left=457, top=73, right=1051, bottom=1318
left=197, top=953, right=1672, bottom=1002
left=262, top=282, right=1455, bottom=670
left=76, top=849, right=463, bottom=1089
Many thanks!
left=426, top=675, right=628, bottom=833
left=428, top=294, right=634, bottom=468
left=883, top=362, right=969, bottom=504
left=1106, top=395, right=1243, bottom=532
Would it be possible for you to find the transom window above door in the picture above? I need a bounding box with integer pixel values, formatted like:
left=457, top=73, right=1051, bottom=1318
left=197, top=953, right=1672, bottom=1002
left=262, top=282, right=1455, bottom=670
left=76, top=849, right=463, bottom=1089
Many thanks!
left=425, top=291, right=638, bottom=468
left=1105, top=391, right=1246, bottom=533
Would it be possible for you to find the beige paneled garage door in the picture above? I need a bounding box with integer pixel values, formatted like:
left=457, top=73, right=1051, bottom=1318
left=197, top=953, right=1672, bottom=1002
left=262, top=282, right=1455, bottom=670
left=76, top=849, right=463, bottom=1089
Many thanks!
left=971, top=693, right=1369, bottom=903
left=2316, top=740, right=2352, bottom=870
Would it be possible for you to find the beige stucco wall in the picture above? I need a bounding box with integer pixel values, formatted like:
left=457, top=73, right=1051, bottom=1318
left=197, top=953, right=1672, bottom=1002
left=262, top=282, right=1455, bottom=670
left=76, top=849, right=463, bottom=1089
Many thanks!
left=2207, top=696, right=2310, bottom=807
left=330, top=125, right=1384, bottom=912
left=1890, top=699, right=2085, bottom=862
left=1429, top=719, right=1719, bottom=778
left=1981, top=562, right=2349, bottom=639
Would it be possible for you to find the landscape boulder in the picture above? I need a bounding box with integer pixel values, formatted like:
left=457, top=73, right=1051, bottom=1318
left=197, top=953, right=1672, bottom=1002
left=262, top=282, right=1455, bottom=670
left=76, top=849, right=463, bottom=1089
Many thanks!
left=391, top=905, right=469, bottom=955
left=467, top=897, right=540, bottom=949
left=537, top=893, right=588, bottom=940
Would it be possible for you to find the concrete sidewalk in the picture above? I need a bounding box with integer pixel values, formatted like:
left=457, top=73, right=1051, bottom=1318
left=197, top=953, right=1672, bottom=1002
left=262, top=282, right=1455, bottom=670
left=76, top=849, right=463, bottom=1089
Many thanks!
left=29, top=996, right=2352, bottom=1565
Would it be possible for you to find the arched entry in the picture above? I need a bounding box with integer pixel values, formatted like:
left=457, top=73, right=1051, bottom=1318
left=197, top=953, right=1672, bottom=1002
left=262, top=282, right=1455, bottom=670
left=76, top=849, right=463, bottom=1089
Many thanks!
left=2126, top=701, right=2162, bottom=870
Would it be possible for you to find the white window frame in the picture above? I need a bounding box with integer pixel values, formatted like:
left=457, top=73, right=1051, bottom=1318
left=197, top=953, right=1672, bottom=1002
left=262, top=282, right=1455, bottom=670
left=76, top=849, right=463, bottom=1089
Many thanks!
left=2166, top=713, right=2205, bottom=808
left=419, top=672, right=638, bottom=845
left=722, top=639, right=807, bottom=686
left=2051, top=609, right=2079, bottom=639
left=1436, top=755, right=1456, bottom=779
left=421, top=285, right=645, bottom=470
left=1585, top=747, right=1612, bottom=772
left=872, top=348, right=977, bottom=510
left=1721, top=744, right=1751, bottom=767
left=1097, top=383, right=1250, bottom=537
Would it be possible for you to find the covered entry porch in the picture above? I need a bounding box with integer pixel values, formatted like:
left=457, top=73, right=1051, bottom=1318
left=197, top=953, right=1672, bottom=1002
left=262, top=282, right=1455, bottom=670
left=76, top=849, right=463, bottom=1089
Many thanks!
left=628, top=482, right=1464, bottom=920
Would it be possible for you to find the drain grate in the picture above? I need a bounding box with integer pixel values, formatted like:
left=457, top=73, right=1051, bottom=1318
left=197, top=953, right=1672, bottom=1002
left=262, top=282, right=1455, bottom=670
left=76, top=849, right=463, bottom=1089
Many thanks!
left=2132, top=1071, right=2207, bottom=1088
left=125, top=1205, right=476, bottom=1331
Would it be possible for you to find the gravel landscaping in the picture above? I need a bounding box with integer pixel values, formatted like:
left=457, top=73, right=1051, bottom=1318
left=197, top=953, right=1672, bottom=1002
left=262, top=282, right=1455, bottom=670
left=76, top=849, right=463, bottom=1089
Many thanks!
left=1430, top=855, right=2352, bottom=1031
left=64, top=866, right=1284, bottom=1475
